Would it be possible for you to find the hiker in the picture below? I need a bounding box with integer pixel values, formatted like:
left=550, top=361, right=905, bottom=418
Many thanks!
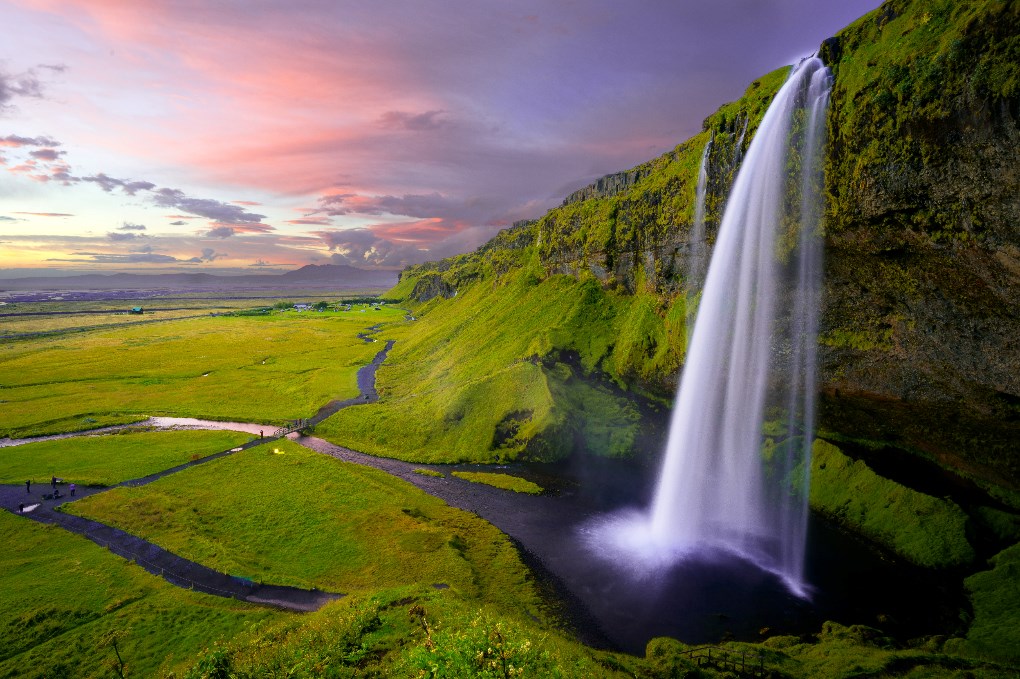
left=18, top=503, right=24, bottom=514
left=260, top=430, right=264, bottom=439
left=69, top=483, right=76, bottom=497
left=26, top=480, right=31, bottom=494
left=51, top=476, right=57, bottom=489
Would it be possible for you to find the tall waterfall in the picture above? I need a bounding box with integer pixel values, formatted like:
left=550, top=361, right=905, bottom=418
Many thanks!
left=589, top=57, right=830, bottom=598
left=651, top=57, right=830, bottom=595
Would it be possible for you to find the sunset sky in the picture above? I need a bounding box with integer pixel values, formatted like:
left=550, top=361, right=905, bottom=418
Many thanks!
left=0, top=0, right=881, bottom=276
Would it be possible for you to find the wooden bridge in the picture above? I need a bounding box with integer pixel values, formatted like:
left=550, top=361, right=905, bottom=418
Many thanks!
left=273, top=419, right=309, bottom=438
left=680, top=645, right=766, bottom=677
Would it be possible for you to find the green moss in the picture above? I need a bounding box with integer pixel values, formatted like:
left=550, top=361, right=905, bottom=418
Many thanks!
left=952, top=542, right=1020, bottom=663
left=808, top=440, right=975, bottom=568
left=413, top=468, right=445, bottom=478
left=451, top=471, right=543, bottom=495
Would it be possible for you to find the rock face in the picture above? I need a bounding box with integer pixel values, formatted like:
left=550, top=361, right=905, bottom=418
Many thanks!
left=818, top=0, right=1020, bottom=483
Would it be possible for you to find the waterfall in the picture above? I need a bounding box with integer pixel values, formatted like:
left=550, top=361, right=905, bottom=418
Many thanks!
left=686, top=134, right=713, bottom=345
left=587, top=57, right=830, bottom=599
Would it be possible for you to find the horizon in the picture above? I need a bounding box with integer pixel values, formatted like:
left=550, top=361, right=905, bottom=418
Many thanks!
left=2, top=1, right=880, bottom=276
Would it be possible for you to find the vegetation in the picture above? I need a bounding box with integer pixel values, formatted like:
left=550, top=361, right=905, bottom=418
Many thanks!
left=951, top=542, right=1020, bottom=664
left=0, top=429, right=250, bottom=486
left=0, top=307, right=404, bottom=438
left=412, top=468, right=445, bottom=478
left=66, top=439, right=543, bottom=615
left=451, top=471, right=543, bottom=495
left=0, top=511, right=284, bottom=679
left=807, top=439, right=974, bottom=568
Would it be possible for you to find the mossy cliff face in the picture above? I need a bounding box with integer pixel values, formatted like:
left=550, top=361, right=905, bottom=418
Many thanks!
left=818, top=0, right=1020, bottom=484
left=386, top=0, right=1019, bottom=485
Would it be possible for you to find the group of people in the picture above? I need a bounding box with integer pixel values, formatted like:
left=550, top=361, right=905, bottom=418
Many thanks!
left=22, top=476, right=76, bottom=504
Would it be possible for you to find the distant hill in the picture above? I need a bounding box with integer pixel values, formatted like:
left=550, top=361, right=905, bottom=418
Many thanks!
left=0, top=264, right=397, bottom=291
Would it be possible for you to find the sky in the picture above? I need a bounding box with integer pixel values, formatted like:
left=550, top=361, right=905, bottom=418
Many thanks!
left=0, top=0, right=882, bottom=277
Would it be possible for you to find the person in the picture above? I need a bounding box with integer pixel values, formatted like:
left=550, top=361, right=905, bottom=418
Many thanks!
left=26, top=480, right=31, bottom=494
left=18, top=503, right=24, bottom=513
left=51, top=476, right=57, bottom=489
left=260, top=430, right=264, bottom=439
left=69, top=483, right=76, bottom=497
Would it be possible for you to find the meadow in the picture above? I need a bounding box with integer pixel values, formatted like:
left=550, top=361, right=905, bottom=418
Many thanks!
left=0, top=429, right=251, bottom=486
left=0, top=511, right=285, bottom=679
left=0, top=305, right=404, bottom=438
left=66, top=439, right=544, bottom=615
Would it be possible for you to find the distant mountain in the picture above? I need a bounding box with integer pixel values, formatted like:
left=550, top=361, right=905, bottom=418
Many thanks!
left=0, top=264, right=397, bottom=291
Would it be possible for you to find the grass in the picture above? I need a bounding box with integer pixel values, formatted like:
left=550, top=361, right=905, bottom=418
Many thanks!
left=808, top=439, right=975, bottom=568
left=451, top=471, right=543, bottom=495
left=177, top=585, right=639, bottom=678
left=0, top=306, right=404, bottom=438
left=0, top=429, right=251, bottom=486
left=413, top=468, right=445, bottom=478
left=0, top=511, right=285, bottom=679
left=950, top=541, right=1020, bottom=664
left=66, top=439, right=543, bottom=616
left=315, top=270, right=652, bottom=463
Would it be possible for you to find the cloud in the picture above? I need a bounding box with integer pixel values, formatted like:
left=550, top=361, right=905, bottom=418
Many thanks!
left=285, top=217, right=333, bottom=225
left=0, top=66, right=46, bottom=111
left=232, top=200, right=261, bottom=206
left=169, top=220, right=187, bottom=226
left=28, top=148, right=64, bottom=161
left=49, top=252, right=184, bottom=264
left=377, top=110, right=447, bottom=131
left=118, top=222, right=146, bottom=230
left=0, top=134, right=60, bottom=148
left=12, top=211, right=73, bottom=217
left=206, top=225, right=235, bottom=238
left=0, top=215, right=25, bottom=222
left=318, top=192, right=460, bottom=219
left=186, top=247, right=228, bottom=263
left=152, top=187, right=266, bottom=223
left=81, top=173, right=155, bottom=195
left=107, top=231, right=144, bottom=241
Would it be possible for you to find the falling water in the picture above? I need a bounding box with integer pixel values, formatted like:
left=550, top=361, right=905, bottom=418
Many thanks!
left=589, top=57, right=831, bottom=598
left=686, top=134, right=713, bottom=343
left=732, top=117, right=749, bottom=165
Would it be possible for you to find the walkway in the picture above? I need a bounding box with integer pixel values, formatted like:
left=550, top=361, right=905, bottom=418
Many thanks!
left=0, top=325, right=395, bottom=612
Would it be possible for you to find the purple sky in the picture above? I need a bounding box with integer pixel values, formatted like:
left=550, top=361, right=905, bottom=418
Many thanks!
left=0, top=0, right=882, bottom=275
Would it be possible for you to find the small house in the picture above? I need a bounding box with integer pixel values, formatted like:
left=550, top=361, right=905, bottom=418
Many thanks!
left=129, top=307, right=143, bottom=314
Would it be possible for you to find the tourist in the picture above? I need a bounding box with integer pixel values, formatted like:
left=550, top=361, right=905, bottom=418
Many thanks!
left=51, top=475, right=57, bottom=489
left=18, top=503, right=24, bottom=513
left=70, top=483, right=76, bottom=497
left=26, top=480, right=31, bottom=494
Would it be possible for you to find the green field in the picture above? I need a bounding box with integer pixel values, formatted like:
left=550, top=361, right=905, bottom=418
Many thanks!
left=0, top=429, right=251, bottom=486
left=0, top=306, right=404, bottom=438
left=66, top=439, right=543, bottom=615
left=0, top=511, right=285, bottom=679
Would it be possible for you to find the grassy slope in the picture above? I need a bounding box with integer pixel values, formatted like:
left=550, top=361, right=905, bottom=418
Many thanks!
left=0, top=512, right=283, bottom=679
left=808, top=439, right=974, bottom=568
left=0, top=308, right=402, bottom=437
left=0, top=429, right=251, bottom=486
left=66, top=439, right=542, bottom=617
left=317, top=268, right=655, bottom=463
